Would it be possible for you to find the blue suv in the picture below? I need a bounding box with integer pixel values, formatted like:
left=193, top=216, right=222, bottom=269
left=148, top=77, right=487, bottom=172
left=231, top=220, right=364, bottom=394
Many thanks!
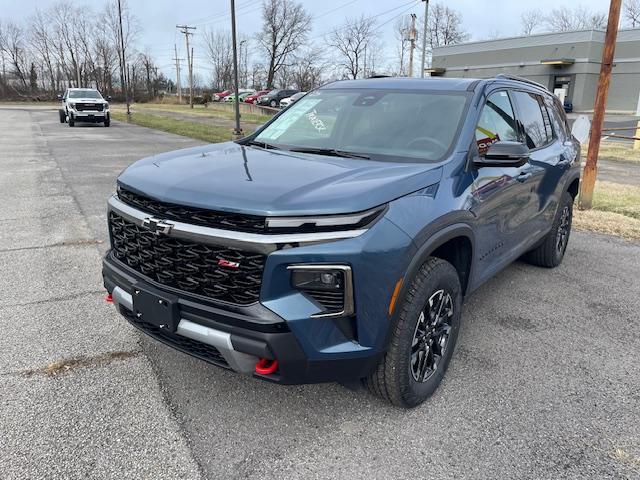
left=103, top=75, right=580, bottom=407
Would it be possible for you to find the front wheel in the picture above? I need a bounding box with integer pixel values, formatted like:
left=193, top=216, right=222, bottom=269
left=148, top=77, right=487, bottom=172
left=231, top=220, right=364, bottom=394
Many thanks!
left=104, top=114, right=110, bottom=127
left=364, top=257, right=462, bottom=408
left=270, top=99, right=277, bottom=108
left=59, top=110, right=65, bottom=123
left=525, top=191, right=574, bottom=268
left=68, top=114, right=75, bottom=127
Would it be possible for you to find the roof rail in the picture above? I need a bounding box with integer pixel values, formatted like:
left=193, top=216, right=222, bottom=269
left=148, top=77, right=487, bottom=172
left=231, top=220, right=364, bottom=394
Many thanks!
left=494, top=74, right=547, bottom=91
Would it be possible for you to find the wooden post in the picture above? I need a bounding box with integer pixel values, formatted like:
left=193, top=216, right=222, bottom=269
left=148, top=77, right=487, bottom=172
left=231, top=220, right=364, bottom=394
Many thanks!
left=579, top=0, right=622, bottom=210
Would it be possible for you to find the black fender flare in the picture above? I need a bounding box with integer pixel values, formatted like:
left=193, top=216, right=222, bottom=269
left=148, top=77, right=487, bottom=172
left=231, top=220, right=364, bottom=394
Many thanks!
left=381, top=222, right=475, bottom=350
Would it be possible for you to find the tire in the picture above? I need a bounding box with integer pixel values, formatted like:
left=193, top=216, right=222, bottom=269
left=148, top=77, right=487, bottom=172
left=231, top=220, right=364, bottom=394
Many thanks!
left=68, top=114, right=75, bottom=127
left=104, top=114, right=110, bottom=127
left=525, top=191, right=574, bottom=268
left=270, top=99, right=277, bottom=108
left=59, top=110, right=65, bottom=123
left=364, top=257, right=462, bottom=408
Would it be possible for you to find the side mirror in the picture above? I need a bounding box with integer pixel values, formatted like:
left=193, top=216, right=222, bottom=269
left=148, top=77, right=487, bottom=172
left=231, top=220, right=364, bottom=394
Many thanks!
left=57, top=94, right=62, bottom=100
left=106, top=95, right=112, bottom=101
left=474, top=141, right=530, bottom=168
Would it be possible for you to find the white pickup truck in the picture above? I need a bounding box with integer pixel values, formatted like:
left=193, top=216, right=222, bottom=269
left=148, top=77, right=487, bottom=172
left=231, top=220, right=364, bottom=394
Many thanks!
left=58, top=88, right=111, bottom=127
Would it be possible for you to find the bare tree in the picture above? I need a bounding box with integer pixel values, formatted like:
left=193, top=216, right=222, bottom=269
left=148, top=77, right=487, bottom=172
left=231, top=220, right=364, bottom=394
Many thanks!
left=290, top=48, right=324, bottom=90
left=624, top=0, right=640, bottom=27
left=0, top=22, right=30, bottom=88
left=257, top=0, right=311, bottom=88
left=203, top=29, right=234, bottom=90
left=521, top=9, right=545, bottom=35
left=393, top=16, right=411, bottom=76
left=414, top=3, right=469, bottom=69
left=104, top=0, right=140, bottom=95
left=326, top=15, right=376, bottom=80
left=546, top=6, right=607, bottom=31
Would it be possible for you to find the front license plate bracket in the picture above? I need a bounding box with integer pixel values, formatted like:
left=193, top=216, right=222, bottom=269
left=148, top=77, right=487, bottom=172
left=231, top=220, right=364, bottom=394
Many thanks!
left=131, top=283, right=179, bottom=332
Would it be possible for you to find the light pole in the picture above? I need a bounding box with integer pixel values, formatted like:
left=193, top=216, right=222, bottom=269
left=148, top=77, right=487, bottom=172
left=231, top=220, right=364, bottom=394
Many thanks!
left=230, top=0, right=242, bottom=137
left=420, top=0, right=429, bottom=78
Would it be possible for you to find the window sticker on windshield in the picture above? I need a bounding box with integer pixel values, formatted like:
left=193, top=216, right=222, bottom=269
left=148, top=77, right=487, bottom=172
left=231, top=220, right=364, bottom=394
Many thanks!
left=305, top=109, right=326, bottom=132
left=259, top=98, right=322, bottom=140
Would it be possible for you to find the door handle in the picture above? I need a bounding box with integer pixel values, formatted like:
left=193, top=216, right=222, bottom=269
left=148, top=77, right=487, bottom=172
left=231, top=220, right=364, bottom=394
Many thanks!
left=516, top=172, right=532, bottom=183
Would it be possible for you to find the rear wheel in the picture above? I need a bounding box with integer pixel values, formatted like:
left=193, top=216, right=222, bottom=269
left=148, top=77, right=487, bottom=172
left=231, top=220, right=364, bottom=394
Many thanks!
left=525, top=191, right=573, bottom=268
left=363, top=257, right=462, bottom=408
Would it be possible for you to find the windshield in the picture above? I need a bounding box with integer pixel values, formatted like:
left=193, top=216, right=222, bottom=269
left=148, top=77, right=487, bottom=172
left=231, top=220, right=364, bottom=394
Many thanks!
left=69, top=89, right=102, bottom=99
left=254, top=88, right=469, bottom=163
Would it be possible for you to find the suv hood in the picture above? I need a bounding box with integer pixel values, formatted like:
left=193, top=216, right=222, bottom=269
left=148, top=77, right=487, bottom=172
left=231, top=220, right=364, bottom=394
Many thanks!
left=117, top=142, right=443, bottom=216
left=70, top=98, right=106, bottom=103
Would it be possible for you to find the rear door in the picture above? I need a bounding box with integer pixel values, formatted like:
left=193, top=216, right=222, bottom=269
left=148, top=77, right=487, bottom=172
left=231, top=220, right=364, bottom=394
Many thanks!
left=510, top=90, right=568, bottom=237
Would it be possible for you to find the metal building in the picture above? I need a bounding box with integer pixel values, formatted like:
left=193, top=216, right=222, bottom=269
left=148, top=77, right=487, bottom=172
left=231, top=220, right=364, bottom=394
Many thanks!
left=431, top=28, right=640, bottom=113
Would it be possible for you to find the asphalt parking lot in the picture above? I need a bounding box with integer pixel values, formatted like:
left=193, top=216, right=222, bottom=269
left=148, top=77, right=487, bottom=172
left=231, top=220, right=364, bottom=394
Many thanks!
left=1, top=105, right=639, bottom=479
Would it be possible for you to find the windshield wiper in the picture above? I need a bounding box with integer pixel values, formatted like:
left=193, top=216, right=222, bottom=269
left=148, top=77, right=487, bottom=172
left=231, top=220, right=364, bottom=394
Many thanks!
left=246, top=140, right=281, bottom=150
left=288, top=147, right=370, bottom=160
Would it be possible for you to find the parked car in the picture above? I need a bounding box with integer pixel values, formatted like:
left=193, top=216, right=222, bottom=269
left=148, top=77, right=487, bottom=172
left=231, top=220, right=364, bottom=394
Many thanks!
left=224, top=91, right=255, bottom=103
left=256, top=89, right=299, bottom=107
left=244, top=90, right=271, bottom=104
left=103, top=75, right=580, bottom=407
left=563, top=99, right=573, bottom=113
left=58, top=88, right=111, bottom=127
left=213, top=90, right=232, bottom=101
left=279, top=91, right=307, bottom=108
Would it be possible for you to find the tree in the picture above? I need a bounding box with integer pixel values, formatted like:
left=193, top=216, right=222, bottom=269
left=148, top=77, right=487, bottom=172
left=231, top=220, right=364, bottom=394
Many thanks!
left=624, top=0, right=640, bottom=27
left=29, top=62, right=37, bottom=90
left=290, top=49, right=324, bottom=90
left=0, top=22, right=30, bottom=89
left=546, top=6, right=607, bottom=32
left=414, top=3, right=469, bottom=69
left=257, top=0, right=311, bottom=88
left=203, top=29, right=234, bottom=90
left=326, top=15, right=376, bottom=80
left=393, top=16, right=411, bottom=76
left=521, top=9, right=545, bottom=35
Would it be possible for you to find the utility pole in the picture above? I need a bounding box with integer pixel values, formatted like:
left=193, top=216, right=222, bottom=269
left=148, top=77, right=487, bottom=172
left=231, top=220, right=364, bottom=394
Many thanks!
left=177, top=24, right=196, bottom=108
left=117, top=0, right=130, bottom=116
left=420, top=0, right=430, bottom=78
left=172, top=44, right=184, bottom=102
left=407, top=14, right=417, bottom=77
left=230, top=0, right=242, bottom=137
left=579, top=0, right=622, bottom=209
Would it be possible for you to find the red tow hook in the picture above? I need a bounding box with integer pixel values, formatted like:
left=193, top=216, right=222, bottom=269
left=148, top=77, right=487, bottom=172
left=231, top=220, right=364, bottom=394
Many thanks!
left=255, top=358, right=279, bottom=375
left=105, top=293, right=113, bottom=303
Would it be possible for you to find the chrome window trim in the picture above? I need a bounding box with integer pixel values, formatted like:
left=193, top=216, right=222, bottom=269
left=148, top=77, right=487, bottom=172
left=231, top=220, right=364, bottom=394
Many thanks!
left=108, top=195, right=367, bottom=255
left=286, top=264, right=354, bottom=318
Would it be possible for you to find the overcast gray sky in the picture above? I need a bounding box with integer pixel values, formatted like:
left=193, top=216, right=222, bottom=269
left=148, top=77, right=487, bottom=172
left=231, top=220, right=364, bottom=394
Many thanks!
left=2, top=0, right=617, bottom=80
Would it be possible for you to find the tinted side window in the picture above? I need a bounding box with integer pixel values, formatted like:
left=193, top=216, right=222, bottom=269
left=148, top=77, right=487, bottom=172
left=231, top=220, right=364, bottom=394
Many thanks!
left=512, top=91, right=552, bottom=149
left=544, top=94, right=570, bottom=140
left=475, top=91, right=518, bottom=155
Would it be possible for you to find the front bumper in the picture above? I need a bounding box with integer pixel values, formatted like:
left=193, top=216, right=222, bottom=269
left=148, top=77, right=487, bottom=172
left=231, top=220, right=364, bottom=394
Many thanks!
left=103, top=254, right=382, bottom=383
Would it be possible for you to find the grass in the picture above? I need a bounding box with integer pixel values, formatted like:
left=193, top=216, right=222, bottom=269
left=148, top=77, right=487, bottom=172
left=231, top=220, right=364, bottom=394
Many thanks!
left=576, top=181, right=640, bottom=240
left=111, top=110, right=252, bottom=143
left=582, top=141, right=640, bottom=164
left=127, top=102, right=273, bottom=125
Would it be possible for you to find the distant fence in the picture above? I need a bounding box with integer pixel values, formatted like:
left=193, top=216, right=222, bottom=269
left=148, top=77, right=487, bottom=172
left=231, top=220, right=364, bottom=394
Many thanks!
left=210, top=101, right=278, bottom=117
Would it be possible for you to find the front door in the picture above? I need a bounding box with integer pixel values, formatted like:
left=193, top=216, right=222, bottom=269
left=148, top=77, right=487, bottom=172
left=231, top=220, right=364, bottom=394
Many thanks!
left=469, top=90, right=537, bottom=283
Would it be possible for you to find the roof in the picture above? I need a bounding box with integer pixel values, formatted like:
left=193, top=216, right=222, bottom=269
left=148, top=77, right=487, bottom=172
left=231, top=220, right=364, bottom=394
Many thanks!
left=433, top=27, right=640, bottom=57
left=322, top=77, right=479, bottom=91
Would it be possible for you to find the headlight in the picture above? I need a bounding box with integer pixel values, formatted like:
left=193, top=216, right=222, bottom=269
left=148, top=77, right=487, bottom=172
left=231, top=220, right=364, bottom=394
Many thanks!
left=104, top=103, right=109, bottom=109
left=288, top=265, right=354, bottom=318
left=266, top=205, right=386, bottom=233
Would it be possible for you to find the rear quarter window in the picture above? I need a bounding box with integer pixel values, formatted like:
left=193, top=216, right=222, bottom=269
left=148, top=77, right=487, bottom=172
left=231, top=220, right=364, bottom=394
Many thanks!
left=512, top=91, right=553, bottom=149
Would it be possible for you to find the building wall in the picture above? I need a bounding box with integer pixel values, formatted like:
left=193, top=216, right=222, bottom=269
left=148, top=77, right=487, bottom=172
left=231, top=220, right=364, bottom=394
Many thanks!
left=432, top=29, right=640, bottom=113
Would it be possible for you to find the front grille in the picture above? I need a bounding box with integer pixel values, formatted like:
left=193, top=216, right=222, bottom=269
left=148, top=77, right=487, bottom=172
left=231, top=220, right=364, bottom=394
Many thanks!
left=118, top=187, right=266, bottom=234
left=123, top=308, right=229, bottom=367
left=109, top=211, right=265, bottom=305
left=76, top=103, right=104, bottom=111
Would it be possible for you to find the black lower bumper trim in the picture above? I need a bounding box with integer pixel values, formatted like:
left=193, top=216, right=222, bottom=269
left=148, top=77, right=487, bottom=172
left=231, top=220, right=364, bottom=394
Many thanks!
left=103, top=252, right=381, bottom=384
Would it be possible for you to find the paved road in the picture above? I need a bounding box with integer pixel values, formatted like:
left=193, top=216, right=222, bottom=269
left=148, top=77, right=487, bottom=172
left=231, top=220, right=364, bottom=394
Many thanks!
left=1, top=106, right=639, bottom=479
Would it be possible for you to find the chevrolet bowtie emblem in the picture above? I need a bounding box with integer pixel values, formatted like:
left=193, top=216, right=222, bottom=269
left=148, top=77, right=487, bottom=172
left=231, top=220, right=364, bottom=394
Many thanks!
left=142, top=217, right=174, bottom=235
